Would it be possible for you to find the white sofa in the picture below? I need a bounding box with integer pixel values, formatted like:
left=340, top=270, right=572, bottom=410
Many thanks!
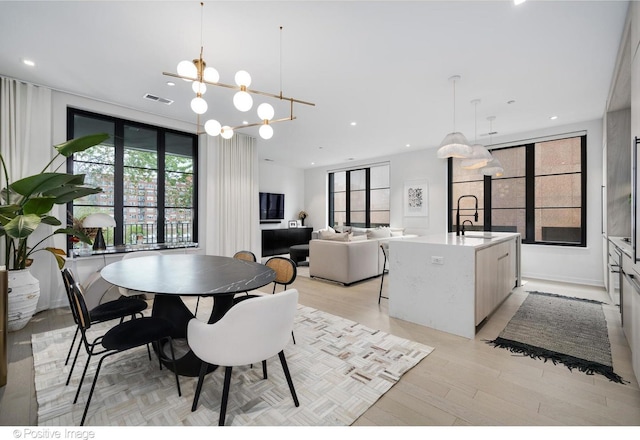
left=308, top=227, right=417, bottom=285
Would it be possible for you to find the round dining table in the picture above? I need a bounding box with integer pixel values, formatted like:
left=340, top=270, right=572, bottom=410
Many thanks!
left=101, top=254, right=275, bottom=376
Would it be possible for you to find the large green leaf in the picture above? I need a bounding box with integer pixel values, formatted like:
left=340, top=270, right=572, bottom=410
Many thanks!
left=22, top=196, right=56, bottom=216
left=55, top=133, right=110, bottom=157
left=4, top=214, right=41, bottom=239
left=43, top=185, right=102, bottom=204
left=40, top=215, right=62, bottom=226
left=11, top=173, right=83, bottom=200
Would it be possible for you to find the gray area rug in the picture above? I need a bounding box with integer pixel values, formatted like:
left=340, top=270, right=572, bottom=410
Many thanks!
left=487, top=291, right=625, bottom=383
left=32, top=305, right=433, bottom=426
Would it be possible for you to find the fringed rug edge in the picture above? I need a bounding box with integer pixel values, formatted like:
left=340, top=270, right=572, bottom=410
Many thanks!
left=486, top=336, right=628, bottom=384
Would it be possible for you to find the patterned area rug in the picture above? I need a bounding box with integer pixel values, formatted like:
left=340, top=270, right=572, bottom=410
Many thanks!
left=487, top=291, right=625, bottom=383
left=32, top=305, right=433, bottom=426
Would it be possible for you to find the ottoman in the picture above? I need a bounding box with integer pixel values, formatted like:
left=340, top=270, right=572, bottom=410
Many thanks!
left=289, top=244, right=309, bottom=266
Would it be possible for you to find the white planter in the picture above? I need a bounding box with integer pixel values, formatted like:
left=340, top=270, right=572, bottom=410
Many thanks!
left=7, top=269, right=40, bottom=332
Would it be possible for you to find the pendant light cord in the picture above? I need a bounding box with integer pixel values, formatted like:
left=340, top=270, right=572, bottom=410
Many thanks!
left=279, top=26, right=283, bottom=97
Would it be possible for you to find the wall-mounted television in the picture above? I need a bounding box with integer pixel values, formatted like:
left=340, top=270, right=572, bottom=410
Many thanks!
left=259, top=192, right=285, bottom=220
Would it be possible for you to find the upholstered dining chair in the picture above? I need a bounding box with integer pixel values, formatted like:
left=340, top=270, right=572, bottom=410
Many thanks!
left=188, top=288, right=300, bottom=426
left=61, top=269, right=148, bottom=386
left=68, top=280, right=181, bottom=426
left=379, top=243, right=389, bottom=304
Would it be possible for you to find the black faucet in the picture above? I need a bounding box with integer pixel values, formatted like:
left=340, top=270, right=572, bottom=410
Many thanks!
left=456, top=195, right=478, bottom=236
left=461, top=220, right=474, bottom=236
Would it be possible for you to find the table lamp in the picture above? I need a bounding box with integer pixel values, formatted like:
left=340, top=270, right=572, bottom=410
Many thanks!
left=82, top=213, right=116, bottom=251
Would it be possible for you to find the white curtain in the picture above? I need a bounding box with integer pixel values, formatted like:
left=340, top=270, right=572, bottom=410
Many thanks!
left=0, top=76, right=59, bottom=312
left=205, top=133, right=260, bottom=258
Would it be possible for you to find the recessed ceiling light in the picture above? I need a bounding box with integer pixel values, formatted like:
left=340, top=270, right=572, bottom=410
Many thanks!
left=550, top=115, right=558, bottom=120
left=406, top=144, right=411, bottom=148
left=311, top=162, right=315, bottom=165
left=242, top=121, right=249, bottom=125
left=166, top=81, right=176, bottom=87
left=22, top=58, right=35, bottom=67
left=514, top=0, right=526, bottom=5
left=350, top=122, right=357, bottom=126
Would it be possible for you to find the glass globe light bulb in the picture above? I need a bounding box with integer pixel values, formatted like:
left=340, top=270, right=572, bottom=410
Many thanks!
left=191, top=81, right=207, bottom=95
left=204, top=119, right=221, bottom=136
left=259, top=124, right=274, bottom=140
left=257, top=103, right=275, bottom=121
left=177, top=60, right=197, bottom=81
left=190, top=96, right=208, bottom=114
left=203, top=66, right=219, bottom=83
left=220, top=126, right=234, bottom=139
left=234, top=70, right=252, bottom=87
left=233, top=91, right=253, bottom=112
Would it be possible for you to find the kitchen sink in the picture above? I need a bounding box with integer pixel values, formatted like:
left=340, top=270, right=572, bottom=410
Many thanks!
left=463, top=232, right=499, bottom=239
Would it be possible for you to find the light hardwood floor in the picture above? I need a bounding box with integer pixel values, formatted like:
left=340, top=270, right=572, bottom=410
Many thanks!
left=1, top=267, right=639, bottom=426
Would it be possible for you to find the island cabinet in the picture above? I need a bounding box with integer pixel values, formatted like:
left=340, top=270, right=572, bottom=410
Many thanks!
left=475, top=239, right=517, bottom=325
left=388, top=232, right=521, bottom=339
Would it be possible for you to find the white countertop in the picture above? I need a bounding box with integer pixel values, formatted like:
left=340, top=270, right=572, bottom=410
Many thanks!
left=398, top=231, right=521, bottom=249
left=609, top=236, right=633, bottom=258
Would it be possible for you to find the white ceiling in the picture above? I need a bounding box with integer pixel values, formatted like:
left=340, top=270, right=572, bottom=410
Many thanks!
left=0, top=0, right=630, bottom=169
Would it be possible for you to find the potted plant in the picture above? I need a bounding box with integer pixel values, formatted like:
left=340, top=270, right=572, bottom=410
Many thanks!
left=0, top=133, right=108, bottom=331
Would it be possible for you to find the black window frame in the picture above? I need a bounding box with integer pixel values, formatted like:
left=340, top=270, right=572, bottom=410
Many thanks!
left=448, top=134, right=587, bottom=247
left=66, top=107, right=198, bottom=249
left=328, top=163, right=390, bottom=229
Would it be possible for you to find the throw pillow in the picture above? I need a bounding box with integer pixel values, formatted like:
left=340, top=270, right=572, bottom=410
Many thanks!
left=367, top=227, right=391, bottom=239
left=319, top=229, right=337, bottom=240
left=324, top=231, right=349, bottom=242
left=390, top=231, right=403, bottom=237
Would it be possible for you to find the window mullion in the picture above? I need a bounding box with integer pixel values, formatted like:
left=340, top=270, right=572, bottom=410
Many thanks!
left=525, top=143, right=535, bottom=243
left=114, top=122, right=125, bottom=246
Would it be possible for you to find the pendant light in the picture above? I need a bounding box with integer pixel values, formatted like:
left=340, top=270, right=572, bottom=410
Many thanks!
left=481, top=116, right=504, bottom=177
left=461, top=99, right=493, bottom=169
left=437, top=75, right=472, bottom=159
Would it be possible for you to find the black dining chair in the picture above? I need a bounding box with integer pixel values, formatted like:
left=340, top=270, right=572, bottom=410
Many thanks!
left=61, top=269, right=148, bottom=386
left=68, top=280, right=181, bottom=426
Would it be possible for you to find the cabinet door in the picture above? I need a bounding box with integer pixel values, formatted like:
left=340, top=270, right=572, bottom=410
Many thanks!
left=622, top=269, right=635, bottom=349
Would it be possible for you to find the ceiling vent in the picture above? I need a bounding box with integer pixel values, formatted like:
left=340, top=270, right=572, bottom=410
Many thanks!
left=143, top=93, right=174, bottom=105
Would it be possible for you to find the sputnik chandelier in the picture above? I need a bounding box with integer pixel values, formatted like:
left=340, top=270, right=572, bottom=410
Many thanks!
left=163, top=2, right=314, bottom=140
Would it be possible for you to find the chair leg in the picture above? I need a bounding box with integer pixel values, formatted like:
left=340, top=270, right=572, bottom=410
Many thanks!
left=65, top=326, right=80, bottom=365
left=73, top=351, right=93, bottom=404
left=378, top=270, right=388, bottom=304
left=219, top=366, right=233, bottom=426
left=291, top=331, right=296, bottom=345
left=278, top=351, right=299, bottom=407
left=191, top=361, right=209, bottom=412
left=80, top=352, right=113, bottom=426
left=164, top=337, right=181, bottom=396
left=262, top=360, right=267, bottom=379
left=66, top=340, right=83, bottom=386
left=194, top=297, right=200, bottom=316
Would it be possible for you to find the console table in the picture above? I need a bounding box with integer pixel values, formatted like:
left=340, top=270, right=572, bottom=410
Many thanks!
left=261, top=227, right=312, bottom=257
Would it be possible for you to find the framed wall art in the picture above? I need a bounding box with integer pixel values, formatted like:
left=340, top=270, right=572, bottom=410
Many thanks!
left=404, top=179, right=428, bottom=217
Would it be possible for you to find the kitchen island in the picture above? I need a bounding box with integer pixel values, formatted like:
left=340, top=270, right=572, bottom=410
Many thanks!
left=388, top=232, right=521, bottom=339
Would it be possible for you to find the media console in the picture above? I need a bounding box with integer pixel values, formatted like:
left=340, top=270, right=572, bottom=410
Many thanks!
left=261, top=227, right=312, bottom=257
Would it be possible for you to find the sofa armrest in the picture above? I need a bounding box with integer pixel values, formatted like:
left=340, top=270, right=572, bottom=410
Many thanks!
left=309, top=239, right=379, bottom=284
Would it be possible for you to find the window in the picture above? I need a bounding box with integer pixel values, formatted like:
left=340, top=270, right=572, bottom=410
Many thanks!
left=449, top=134, right=586, bottom=246
left=67, top=108, right=197, bottom=248
left=328, top=163, right=390, bottom=228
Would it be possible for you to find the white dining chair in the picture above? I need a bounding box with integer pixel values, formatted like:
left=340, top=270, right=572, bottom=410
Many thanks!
left=187, top=288, right=300, bottom=425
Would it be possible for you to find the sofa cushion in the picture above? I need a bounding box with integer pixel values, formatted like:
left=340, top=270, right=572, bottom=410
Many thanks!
left=323, top=231, right=350, bottom=242
left=349, top=234, right=368, bottom=242
left=367, top=227, right=391, bottom=239
left=318, top=228, right=338, bottom=239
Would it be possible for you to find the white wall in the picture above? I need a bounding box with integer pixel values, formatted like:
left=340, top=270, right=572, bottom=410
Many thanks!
left=258, top=161, right=306, bottom=230
left=304, top=151, right=447, bottom=236
left=304, top=118, right=605, bottom=287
